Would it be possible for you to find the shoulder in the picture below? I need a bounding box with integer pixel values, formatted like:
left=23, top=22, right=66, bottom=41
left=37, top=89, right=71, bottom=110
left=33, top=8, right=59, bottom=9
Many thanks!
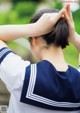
left=0, top=40, right=8, bottom=49
left=69, top=65, right=80, bottom=73
left=78, top=65, right=80, bottom=72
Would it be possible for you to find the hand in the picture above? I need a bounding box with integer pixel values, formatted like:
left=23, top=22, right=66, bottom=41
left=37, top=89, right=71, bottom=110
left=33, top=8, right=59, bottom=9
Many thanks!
left=64, top=4, right=76, bottom=43
left=64, top=4, right=80, bottom=52
left=34, top=6, right=66, bottom=36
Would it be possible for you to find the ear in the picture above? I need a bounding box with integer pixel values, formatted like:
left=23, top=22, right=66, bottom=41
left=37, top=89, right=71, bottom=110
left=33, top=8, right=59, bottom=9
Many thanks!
left=31, top=37, right=41, bottom=47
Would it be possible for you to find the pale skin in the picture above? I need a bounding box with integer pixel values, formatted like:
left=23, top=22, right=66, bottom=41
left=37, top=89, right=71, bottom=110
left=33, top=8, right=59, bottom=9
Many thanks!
left=0, top=7, right=65, bottom=42
left=64, top=4, right=80, bottom=65
left=0, top=4, right=80, bottom=70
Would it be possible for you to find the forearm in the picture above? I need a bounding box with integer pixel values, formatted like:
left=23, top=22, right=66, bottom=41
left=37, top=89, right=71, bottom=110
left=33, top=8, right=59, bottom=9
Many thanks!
left=0, top=8, right=66, bottom=42
left=0, top=24, right=39, bottom=42
left=70, top=32, right=80, bottom=66
left=71, top=32, right=80, bottom=52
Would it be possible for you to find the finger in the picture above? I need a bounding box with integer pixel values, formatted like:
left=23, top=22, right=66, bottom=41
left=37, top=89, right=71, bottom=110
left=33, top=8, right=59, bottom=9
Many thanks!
left=68, top=6, right=73, bottom=22
left=64, top=9, right=73, bottom=27
left=64, top=4, right=70, bottom=16
left=65, top=4, right=73, bottom=22
left=54, top=7, right=66, bottom=21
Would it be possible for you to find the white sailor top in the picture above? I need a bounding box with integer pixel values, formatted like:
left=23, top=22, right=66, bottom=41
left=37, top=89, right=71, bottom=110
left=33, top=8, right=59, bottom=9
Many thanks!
left=0, top=47, right=80, bottom=113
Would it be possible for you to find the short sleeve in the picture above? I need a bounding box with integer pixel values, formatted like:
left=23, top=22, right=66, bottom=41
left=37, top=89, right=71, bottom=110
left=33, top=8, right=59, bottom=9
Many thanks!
left=78, top=65, right=80, bottom=72
left=0, top=47, right=30, bottom=92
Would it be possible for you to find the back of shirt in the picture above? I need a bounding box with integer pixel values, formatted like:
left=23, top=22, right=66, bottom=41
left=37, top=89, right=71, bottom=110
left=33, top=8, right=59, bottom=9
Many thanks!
left=21, top=60, right=80, bottom=111
left=0, top=47, right=80, bottom=113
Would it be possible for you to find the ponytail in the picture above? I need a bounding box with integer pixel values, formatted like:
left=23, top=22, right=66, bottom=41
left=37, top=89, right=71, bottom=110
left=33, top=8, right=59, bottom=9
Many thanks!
left=30, top=9, right=69, bottom=49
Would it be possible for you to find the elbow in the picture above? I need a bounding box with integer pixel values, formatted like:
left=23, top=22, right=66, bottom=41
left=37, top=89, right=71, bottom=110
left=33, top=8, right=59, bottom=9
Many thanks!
left=0, top=40, right=8, bottom=48
left=0, top=36, right=9, bottom=42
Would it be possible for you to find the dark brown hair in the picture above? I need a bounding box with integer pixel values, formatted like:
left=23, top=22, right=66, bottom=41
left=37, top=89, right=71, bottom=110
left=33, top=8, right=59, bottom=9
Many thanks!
left=29, top=9, right=69, bottom=49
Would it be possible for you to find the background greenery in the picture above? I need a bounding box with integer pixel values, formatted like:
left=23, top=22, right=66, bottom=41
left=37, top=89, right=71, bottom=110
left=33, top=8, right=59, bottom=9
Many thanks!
left=0, top=0, right=80, bottom=67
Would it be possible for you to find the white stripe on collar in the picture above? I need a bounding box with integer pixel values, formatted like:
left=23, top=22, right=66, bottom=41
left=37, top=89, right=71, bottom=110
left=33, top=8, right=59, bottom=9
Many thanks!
left=26, top=64, right=80, bottom=108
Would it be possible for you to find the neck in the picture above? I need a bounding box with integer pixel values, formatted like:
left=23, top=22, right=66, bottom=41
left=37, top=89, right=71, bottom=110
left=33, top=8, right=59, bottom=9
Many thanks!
left=40, top=46, right=68, bottom=71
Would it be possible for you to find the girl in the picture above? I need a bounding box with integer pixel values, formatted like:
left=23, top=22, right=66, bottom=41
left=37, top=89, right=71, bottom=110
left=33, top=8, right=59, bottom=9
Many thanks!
left=0, top=4, right=80, bottom=113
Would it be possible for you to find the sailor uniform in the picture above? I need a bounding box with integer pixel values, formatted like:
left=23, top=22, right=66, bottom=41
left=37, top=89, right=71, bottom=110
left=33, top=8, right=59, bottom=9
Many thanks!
left=0, top=47, right=80, bottom=113
left=20, top=61, right=80, bottom=111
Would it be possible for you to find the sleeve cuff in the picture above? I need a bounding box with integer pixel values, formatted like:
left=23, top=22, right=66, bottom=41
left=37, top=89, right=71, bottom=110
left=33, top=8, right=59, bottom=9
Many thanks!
left=0, top=47, right=14, bottom=64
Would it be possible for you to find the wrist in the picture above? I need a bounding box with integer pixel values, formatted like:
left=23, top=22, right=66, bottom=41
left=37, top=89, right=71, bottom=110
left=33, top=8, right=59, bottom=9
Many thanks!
left=30, top=23, right=45, bottom=37
left=69, top=32, right=77, bottom=44
left=24, top=23, right=37, bottom=37
left=28, top=23, right=41, bottom=37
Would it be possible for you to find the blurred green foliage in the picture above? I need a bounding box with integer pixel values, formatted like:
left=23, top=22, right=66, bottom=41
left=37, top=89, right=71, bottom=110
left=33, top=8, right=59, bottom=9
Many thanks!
left=12, top=0, right=42, bottom=3
left=0, top=2, right=37, bottom=24
left=54, top=1, right=63, bottom=10
left=0, top=1, right=80, bottom=67
left=14, top=2, right=37, bottom=17
left=73, top=9, right=80, bottom=33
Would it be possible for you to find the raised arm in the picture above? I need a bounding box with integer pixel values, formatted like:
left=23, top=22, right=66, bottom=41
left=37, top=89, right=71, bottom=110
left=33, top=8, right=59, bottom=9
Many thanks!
left=71, top=33, right=80, bottom=65
left=64, top=4, right=80, bottom=52
left=0, top=6, right=65, bottom=42
left=0, top=24, right=38, bottom=42
left=64, top=4, right=80, bottom=68
left=71, top=33, right=80, bottom=52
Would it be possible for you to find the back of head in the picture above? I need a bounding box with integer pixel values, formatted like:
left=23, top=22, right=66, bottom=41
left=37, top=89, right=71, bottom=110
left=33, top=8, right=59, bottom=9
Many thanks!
left=30, top=9, right=69, bottom=49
